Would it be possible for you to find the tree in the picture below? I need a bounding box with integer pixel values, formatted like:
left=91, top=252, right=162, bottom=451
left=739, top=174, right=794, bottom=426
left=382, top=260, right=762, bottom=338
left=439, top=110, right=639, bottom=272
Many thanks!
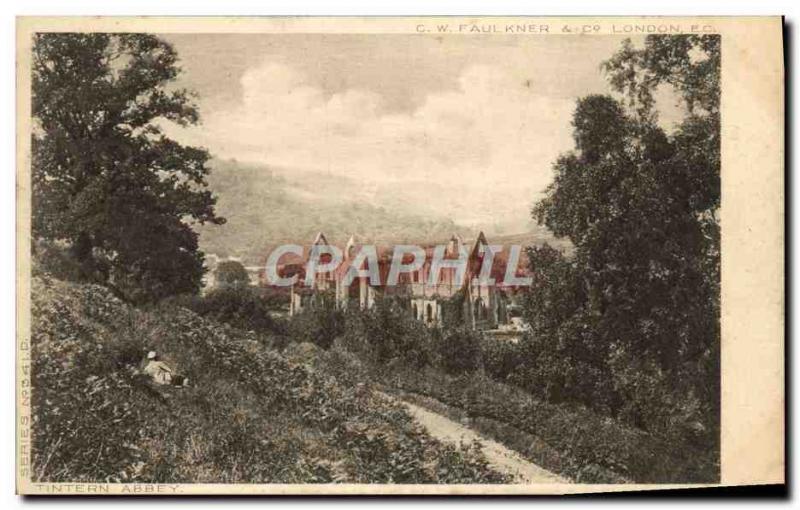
left=32, top=34, right=225, bottom=303
left=524, top=35, right=720, bottom=442
left=214, top=260, right=251, bottom=287
left=511, top=244, right=621, bottom=413
left=601, top=36, right=720, bottom=441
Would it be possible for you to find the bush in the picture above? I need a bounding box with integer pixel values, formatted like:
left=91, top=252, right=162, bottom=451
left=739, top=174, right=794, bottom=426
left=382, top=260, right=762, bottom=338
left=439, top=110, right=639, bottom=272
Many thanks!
left=287, top=301, right=344, bottom=350
left=340, top=298, right=433, bottom=367
left=433, top=327, right=482, bottom=375
left=479, top=338, right=524, bottom=382
left=214, top=260, right=250, bottom=287
left=32, top=240, right=99, bottom=284
left=170, top=285, right=286, bottom=336
left=507, top=323, right=619, bottom=415
left=607, top=351, right=715, bottom=450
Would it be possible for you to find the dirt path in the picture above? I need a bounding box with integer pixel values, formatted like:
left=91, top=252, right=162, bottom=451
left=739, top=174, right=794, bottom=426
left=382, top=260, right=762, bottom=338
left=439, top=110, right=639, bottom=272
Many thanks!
left=398, top=399, right=569, bottom=484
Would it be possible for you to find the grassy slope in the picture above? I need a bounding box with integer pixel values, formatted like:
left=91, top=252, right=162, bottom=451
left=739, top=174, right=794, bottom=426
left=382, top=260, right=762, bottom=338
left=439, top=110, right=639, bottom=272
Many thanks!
left=30, top=274, right=508, bottom=484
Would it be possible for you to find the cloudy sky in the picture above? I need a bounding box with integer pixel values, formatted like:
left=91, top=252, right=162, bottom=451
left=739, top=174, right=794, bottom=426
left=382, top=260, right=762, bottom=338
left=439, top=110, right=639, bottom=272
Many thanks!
left=162, top=34, right=683, bottom=234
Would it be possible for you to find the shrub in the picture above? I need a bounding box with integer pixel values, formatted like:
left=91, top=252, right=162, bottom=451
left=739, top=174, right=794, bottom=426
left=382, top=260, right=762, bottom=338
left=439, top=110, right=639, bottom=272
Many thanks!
left=214, top=260, right=250, bottom=287
left=479, top=338, right=524, bottom=382
left=171, top=285, right=286, bottom=336
left=433, top=327, right=482, bottom=375
left=340, top=298, right=433, bottom=367
left=287, top=300, right=344, bottom=350
left=32, top=239, right=99, bottom=284
left=507, top=324, right=619, bottom=415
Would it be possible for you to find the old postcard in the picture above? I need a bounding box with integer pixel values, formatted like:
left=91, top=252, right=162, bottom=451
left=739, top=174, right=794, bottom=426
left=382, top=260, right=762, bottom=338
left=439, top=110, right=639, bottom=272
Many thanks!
left=16, top=16, right=784, bottom=495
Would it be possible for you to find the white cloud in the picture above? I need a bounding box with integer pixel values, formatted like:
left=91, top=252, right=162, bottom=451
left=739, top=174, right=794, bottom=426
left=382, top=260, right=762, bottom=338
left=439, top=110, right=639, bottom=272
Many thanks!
left=176, top=60, right=578, bottom=229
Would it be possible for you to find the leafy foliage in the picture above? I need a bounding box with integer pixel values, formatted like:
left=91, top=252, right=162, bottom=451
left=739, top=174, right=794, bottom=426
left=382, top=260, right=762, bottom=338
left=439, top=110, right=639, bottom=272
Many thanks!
left=213, top=260, right=251, bottom=287
left=32, top=33, right=224, bottom=303
left=288, top=295, right=345, bottom=350
left=170, top=285, right=286, bottom=336
left=433, top=327, right=483, bottom=376
left=524, top=35, right=720, bottom=452
left=340, top=298, right=433, bottom=367
left=479, top=338, right=524, bottom=383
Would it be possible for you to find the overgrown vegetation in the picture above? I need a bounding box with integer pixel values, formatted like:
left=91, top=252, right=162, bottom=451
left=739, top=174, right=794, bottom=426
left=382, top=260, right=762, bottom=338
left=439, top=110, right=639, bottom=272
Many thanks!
left=288, top=296, right=345, bottom=351
left=31, top=272, right=508, bottom=484
left=166, top=285, right=287, bottom=338
left=286, top=293, right=718, bottom=483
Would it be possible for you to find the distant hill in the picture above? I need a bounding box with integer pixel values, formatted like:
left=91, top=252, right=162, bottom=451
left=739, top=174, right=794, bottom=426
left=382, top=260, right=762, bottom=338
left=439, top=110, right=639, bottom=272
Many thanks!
left=198, top=159, right=473, bottom=263
left=198, top=159, right=570, bottom=264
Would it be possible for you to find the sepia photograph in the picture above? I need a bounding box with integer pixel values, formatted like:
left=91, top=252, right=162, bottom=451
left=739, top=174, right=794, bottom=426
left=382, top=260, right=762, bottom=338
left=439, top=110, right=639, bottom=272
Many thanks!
left=14, top=16, right=784, bottom=495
